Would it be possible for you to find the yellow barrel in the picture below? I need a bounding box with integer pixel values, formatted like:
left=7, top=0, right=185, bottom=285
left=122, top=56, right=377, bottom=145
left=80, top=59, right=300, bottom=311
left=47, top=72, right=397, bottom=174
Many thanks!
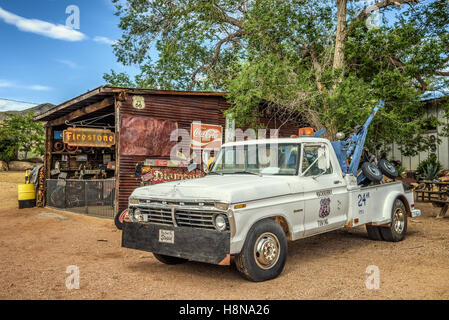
left=18, top=183, right=36, bottom=200
left=18, top=183, right=36, bottom=209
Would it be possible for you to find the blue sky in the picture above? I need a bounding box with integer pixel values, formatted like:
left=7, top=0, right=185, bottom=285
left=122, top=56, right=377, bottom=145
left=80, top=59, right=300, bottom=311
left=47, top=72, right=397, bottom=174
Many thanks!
left=0, top=0, right=139, bottom=111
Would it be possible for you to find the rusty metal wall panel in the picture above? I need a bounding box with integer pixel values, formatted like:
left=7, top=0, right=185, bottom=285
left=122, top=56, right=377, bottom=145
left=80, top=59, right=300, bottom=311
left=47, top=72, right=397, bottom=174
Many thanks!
left=119, top=115, right=178, bottom=156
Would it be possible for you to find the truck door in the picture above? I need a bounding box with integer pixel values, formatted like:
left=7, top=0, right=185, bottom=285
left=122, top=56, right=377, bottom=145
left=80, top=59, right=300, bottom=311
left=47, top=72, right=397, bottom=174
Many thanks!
left=300, top=143, right=348, bottom=236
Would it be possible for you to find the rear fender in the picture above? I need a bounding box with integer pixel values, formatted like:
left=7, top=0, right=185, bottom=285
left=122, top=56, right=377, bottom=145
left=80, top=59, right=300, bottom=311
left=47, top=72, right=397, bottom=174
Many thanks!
left=381, top=191, right=411, bottom=222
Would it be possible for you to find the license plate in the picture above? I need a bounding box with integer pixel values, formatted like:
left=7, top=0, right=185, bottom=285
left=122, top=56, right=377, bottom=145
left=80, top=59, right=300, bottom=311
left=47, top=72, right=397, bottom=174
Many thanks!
left=159, top=229, right=174, bottom=244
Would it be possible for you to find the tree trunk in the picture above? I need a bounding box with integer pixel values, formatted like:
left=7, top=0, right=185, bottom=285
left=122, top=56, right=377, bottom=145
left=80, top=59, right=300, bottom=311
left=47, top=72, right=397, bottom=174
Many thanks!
left=333, top=0, right=347, bottom=70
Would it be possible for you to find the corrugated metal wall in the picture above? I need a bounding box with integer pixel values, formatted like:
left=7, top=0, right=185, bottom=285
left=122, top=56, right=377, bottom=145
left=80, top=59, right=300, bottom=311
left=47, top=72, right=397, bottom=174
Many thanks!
left=116, top=94, right=300, bottom=211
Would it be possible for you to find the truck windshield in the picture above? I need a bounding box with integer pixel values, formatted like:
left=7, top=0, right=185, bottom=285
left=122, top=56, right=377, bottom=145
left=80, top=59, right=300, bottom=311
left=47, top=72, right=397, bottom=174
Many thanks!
left=210, top=143, right=300, bottom=175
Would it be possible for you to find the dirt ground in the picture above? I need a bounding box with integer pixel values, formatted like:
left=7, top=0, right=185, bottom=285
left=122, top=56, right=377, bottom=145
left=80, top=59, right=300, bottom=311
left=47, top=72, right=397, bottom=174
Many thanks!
left=0, top=171, right=448, bottom=300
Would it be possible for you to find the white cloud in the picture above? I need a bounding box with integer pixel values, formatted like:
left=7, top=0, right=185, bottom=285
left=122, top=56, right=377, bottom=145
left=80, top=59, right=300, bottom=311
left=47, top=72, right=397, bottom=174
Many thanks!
left=0, top=6, right=87, bottom=42
left=56, top=59, right=78, bottom=69
left=93, top=36, right=117, bottom=45
left=0, top=79, right=52, bottom=91
left=0, top=99, right=35, bottom=111
left=0, top=80, right=13, bottom=88
left=26, top=85, right=52, bottom=91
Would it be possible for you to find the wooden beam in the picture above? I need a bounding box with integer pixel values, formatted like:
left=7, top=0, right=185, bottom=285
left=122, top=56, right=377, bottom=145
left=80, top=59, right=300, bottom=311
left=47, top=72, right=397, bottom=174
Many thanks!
left=34, top=86, right=104, bottom=121
left=47, top=97, right=114, bottom=127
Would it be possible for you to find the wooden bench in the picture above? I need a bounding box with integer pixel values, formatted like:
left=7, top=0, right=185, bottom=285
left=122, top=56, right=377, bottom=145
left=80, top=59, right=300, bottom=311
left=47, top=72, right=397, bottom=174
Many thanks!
left=414, top=180, right=449, bottom=218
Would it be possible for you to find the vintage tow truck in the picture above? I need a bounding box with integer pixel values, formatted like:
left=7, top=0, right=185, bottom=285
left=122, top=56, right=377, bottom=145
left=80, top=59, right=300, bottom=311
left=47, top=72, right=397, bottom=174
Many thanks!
left=122, top=102, right=421, bottom=281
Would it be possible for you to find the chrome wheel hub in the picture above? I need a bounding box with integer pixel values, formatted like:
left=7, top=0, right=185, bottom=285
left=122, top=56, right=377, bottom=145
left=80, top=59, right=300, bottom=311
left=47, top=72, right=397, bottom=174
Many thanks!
left=254, top=233, right=280, bottom=270
left=393, top=208, right=405, bottom=234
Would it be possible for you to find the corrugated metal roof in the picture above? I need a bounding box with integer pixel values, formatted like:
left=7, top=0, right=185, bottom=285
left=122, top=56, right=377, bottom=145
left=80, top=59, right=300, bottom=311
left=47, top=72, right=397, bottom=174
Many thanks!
left=34, top=85, right=228, bottom=122
left=420, top=90, right=448, bottom=101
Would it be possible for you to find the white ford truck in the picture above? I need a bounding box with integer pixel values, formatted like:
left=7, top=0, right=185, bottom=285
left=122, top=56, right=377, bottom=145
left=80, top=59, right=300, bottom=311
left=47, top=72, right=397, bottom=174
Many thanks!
left=122, top=132, right=421, bottom=282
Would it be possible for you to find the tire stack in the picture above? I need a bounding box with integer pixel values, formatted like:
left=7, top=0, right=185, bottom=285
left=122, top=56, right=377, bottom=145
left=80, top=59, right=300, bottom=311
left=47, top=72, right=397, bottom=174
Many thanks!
left=360, top=159, right=398, bottom=185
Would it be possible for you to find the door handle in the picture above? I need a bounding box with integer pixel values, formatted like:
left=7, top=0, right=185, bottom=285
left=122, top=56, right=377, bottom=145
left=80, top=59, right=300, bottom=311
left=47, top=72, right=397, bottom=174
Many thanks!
left=334, top=180, right=342, bottom=184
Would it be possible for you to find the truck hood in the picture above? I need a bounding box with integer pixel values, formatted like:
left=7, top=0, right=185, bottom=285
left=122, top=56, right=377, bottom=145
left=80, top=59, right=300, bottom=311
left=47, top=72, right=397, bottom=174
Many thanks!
left=130, top=174, right=295, bottom=203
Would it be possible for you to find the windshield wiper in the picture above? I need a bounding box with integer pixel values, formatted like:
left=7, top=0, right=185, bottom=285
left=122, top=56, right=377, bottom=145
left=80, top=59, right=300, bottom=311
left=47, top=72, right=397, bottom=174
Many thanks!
left=228, top=170, right=262, bottom=176
left=208, top=171, right=223, bottom=176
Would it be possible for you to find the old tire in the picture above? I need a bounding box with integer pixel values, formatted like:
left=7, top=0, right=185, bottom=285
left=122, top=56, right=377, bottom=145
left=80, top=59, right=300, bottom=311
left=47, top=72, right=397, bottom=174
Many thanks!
left=361, top=162, right=383, bottom=183
left=153, top=253, right=188, bottom=265
left=378, top=159, right=398, bottom=179
left=366, top=225, right=383, bottom=241
left=114, top=208, right=130, bottom=230
left=235, top=219, right=287, bottom=282
left=380, top=199, right=408, bottom=242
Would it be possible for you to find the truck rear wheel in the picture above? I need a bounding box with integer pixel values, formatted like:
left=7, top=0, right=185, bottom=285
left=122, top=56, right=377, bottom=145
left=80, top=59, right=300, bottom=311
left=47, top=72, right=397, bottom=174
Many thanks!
left=234, top=219, right=287, bottom=282
left=380, top=199, right=408, bottom=242
left=153, top=253, right=188, bottom=265
left=366, top=225, right=383, bottom=241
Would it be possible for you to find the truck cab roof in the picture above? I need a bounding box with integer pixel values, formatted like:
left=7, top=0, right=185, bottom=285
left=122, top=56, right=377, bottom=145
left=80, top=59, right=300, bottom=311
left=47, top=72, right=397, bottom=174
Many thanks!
left=221, top=136, right=329, bottom=148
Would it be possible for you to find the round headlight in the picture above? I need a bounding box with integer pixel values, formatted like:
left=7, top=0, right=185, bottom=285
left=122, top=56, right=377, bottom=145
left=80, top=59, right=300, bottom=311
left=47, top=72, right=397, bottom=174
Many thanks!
left=134, top=208, right=143, bottom=222
left=214, top=214, right=227, bottom=232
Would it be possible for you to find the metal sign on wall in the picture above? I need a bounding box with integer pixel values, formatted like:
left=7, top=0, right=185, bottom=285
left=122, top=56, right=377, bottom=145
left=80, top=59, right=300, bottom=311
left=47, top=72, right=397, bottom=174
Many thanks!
left=140, top=167, right=205, bottom=184
left=63, top=128, right=115, bottom=147
left=190, top=122, right=222, bottom=150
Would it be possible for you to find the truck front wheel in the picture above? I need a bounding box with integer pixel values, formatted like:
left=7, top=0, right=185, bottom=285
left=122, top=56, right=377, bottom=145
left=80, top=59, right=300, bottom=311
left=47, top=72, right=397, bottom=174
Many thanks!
left=380, top=199, right=408, bottom=242
left=235, top=219, right=287, bottom=282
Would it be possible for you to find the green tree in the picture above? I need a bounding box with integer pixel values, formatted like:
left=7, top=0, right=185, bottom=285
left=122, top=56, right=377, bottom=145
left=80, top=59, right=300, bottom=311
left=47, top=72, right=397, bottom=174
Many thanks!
left=106, top=0, right=449, bottom=156
left=0, top=112, right=45, bottom=161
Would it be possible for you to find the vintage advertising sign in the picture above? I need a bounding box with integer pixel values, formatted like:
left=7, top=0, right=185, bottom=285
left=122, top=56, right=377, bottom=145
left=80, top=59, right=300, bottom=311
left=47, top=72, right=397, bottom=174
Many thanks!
left=144, top=158, right=190, bottom=167
left=63, top=128, right=115, bottom=147
left=132, top=95, right=145, bottom=110
left=120, top=115, right=178, bottom=156
left=190, top=122, right=222, bottom=150
left=141, top=167, right=204, bottom=184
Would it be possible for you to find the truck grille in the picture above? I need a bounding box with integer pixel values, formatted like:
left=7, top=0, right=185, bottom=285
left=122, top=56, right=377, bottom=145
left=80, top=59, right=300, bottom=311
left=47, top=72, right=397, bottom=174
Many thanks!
left=131, top=202, right=229, bottom=231
left=175, top=209, right=216, bottom=230
left=139, top=207, right=173, bottom=225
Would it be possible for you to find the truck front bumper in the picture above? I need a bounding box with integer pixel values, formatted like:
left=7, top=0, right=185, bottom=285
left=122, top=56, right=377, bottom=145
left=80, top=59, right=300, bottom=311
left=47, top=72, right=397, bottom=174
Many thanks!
left=411, top=208, right=421, bottom=218
left=122, top=222, right=231, bottom=265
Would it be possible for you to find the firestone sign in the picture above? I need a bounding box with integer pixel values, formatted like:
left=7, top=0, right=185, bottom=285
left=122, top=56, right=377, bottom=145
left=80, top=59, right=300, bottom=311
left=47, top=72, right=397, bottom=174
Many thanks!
left=190, top=122, right=222, bottom=150
left=63, top=128, right=115, bottom=147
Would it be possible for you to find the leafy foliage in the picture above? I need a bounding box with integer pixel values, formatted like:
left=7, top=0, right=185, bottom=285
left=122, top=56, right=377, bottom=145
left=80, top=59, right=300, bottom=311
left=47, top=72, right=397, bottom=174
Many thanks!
left=0, top=112, right=45, bottom=161
left=416, top=153, right=442, bottom=176
left=421, top=162, right=440, bottom=180
left=106, top=0, right=449, bottom=156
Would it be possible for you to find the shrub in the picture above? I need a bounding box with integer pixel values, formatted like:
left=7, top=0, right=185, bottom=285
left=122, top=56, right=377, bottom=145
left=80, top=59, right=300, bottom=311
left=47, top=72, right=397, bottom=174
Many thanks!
left=421, top=163, right=440, bottom=181
left=416, top=153, right=442, bottom=176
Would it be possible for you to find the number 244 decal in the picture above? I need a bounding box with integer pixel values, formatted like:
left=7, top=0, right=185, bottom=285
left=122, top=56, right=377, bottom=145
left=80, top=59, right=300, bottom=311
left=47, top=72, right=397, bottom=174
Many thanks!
left=358, top=192, right=370, bottom=207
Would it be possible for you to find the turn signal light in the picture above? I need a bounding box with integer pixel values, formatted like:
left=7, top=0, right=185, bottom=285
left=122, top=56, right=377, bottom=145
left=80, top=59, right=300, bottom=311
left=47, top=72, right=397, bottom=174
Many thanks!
left=299, top=127, right=314, bottom=136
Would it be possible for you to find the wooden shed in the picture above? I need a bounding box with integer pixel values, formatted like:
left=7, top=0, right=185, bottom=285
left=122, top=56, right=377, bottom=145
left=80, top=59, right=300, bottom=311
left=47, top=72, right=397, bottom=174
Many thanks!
left=34, top=85, right=302, bottom=218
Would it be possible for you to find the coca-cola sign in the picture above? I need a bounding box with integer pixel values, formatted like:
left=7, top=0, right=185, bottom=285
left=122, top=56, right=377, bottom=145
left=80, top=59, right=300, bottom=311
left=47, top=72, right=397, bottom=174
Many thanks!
left=190, top=122, right=222, bottom=150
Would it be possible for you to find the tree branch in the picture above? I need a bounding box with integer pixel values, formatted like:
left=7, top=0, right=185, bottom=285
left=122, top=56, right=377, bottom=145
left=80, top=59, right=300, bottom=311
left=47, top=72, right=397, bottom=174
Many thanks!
left=211, top=2, right=244, bottom=28
left=348, top=0, right=419, bottom=33
left=388, top=56, right=428, bottom=92
left=434, top=70, right=449, bottom=76
left=190, top=29, right=244, bottom=88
